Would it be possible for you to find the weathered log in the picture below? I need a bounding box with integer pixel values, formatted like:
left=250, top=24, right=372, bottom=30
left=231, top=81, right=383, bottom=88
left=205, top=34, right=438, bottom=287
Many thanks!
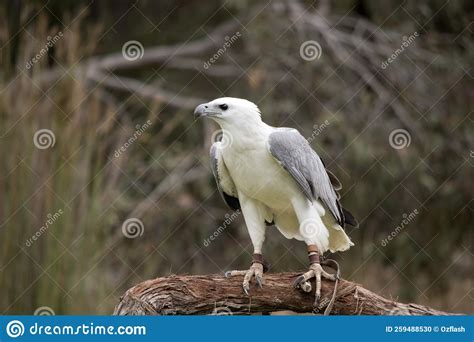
left=113, top=273, right=453, bottom=315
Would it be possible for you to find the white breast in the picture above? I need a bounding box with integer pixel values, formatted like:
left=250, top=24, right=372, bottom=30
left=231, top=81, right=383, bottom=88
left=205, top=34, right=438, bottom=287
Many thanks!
left=222, top=138, right=301, bottom=211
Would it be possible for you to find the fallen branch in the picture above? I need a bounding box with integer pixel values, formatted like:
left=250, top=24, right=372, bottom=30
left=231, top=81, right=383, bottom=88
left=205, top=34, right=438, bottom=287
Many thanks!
left=113, top=272, right=453, bottom=315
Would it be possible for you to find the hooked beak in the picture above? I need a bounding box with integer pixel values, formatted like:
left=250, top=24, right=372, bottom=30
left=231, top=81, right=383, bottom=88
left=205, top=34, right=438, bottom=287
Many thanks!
left=193, top=103, right=220, bottom=119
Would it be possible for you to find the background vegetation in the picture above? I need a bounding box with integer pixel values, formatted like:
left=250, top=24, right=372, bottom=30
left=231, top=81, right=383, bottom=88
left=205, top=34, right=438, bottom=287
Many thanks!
left=0, top=0, right=472, bottom=314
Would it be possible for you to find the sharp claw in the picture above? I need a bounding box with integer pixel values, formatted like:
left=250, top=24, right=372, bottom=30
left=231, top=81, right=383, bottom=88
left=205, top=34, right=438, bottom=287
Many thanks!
left=256, top=276, right=263, bottom=289
left=293, top=275, right=305, bottom=289
left=313, top=294, right=320, bottom=308
left=243, top=284, right=250, bottom=296
left=224, top=271, right=232, bottom=278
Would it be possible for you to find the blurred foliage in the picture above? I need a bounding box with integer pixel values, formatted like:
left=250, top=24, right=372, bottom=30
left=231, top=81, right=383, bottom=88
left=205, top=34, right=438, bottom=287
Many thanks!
left=0, top=0, right=472, bottom=314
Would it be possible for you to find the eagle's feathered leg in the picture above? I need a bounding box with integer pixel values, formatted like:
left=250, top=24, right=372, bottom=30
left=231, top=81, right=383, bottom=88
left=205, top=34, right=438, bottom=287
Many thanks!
left=225, top=253, right=266, bottom=295
left=293, top=245, right=340, bottom=314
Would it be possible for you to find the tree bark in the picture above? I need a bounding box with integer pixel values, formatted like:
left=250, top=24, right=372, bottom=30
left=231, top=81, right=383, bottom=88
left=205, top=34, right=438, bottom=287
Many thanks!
left=113, top=273, right=453, bottom=315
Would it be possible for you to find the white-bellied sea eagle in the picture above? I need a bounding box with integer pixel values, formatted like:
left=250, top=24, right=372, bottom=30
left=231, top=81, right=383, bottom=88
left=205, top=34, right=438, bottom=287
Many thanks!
left=194, top=97, right=358, bottom=310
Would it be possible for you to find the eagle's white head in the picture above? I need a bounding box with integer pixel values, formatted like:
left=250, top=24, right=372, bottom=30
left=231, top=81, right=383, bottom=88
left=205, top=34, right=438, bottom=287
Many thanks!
left=194, top=97, right=262, bottom=126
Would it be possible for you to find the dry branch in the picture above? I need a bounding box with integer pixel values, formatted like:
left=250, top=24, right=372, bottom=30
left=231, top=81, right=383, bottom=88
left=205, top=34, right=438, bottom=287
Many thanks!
left=34, top=20, right=240, bottom=109
left=113, top=273, right=453, bottom=315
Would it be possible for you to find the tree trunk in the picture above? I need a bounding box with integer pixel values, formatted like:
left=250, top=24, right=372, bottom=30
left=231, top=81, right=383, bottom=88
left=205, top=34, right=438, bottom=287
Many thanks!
left=113, top=273, right=452, bottom=315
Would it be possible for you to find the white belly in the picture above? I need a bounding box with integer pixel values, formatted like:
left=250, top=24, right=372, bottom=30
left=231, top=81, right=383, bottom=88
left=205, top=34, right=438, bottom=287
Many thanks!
left=222, top=146, right=300, bottom=211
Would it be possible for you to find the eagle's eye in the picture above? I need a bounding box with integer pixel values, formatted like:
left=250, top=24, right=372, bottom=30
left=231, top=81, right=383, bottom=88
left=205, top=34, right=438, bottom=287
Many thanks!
left=219, top=104, right=228, bottom=110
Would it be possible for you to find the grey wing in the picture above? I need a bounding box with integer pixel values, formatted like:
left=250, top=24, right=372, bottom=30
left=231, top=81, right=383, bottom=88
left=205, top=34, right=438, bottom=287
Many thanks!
left=267, top=128, right=344, bottom=226
left=210, top=143, right=240, bottom=211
